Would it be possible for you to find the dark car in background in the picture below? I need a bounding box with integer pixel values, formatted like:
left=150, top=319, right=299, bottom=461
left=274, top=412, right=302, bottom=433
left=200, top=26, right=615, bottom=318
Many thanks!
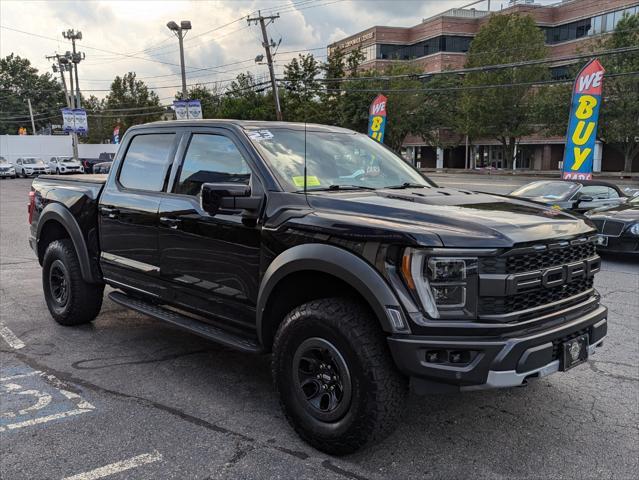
left=586, top=196, right=639, bottom=254
left=92, top=161, right=112, bottom=174
left=82, top=152, right=116, bottom=173
left=509, top=180, right=627, bottom=213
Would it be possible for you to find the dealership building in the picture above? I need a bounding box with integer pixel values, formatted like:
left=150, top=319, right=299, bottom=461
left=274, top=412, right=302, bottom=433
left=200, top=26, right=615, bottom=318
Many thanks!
left=327, top=0, right=639, bottom=172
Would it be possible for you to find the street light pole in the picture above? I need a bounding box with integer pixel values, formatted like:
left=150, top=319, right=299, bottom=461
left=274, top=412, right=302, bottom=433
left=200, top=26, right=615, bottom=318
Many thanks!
left=167, top=20, right=191, bottom=100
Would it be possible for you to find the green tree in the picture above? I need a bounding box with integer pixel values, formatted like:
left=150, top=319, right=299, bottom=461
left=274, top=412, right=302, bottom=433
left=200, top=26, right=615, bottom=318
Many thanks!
left=281, top=54, right=322, bottom=122
left=462, top=14, right=549, bottom=169
left=0, top=54, right=66, bottom=135
left=597, top=13, right=639, bottom=172
left=103, top=72, right=163, bottom=136
left=218, top=72, right=275, bottom=120
left=83, top=94, right=110, bottom=143
left=184, top=84, right=223, bottom=119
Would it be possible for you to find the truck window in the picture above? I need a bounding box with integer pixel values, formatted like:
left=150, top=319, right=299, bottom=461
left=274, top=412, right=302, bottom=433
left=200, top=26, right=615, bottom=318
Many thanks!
left=175, top=134, right=250, bottom=196
left=118, top=134, right=176, bottom=192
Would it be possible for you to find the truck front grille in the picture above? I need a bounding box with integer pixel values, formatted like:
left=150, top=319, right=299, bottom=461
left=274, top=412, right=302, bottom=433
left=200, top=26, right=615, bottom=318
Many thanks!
left=480, top=240, right=596, bottom=274
left=479, top=277, right=593, bottom=316
left=478, top=236, right=598, bottom=319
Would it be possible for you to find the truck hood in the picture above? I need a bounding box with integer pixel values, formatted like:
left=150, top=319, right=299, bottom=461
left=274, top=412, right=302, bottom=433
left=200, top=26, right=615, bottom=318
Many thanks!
left=304, top=187, right=594, bottom=248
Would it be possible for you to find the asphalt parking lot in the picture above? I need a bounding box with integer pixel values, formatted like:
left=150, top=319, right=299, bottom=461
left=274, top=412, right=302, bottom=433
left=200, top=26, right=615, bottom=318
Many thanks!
left=1, top=176, right=638, bottom=479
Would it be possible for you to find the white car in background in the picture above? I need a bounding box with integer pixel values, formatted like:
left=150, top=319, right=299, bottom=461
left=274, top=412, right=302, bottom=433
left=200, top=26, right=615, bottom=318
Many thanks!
left=0, top=157, right=17, bottom=178
left=47, top=156, right=84, bottom=174
left=15, top=158, right=51, bottom=177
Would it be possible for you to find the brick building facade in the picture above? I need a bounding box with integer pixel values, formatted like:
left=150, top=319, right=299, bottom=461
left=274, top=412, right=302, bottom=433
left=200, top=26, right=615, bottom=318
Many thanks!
left=328, top=0, right=639, bottom=172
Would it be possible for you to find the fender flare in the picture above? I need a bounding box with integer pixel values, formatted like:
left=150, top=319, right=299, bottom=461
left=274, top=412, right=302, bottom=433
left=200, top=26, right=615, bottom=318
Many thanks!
left=37, top=203, right=100, bottom=284
left=256, top=243, right=404, bottom=345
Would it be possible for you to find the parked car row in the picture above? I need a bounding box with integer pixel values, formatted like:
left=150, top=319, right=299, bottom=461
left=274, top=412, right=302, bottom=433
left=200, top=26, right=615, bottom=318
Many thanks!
left=509, top=179, right=639, bottom=254
left=0, top=156, right=116, bottom=178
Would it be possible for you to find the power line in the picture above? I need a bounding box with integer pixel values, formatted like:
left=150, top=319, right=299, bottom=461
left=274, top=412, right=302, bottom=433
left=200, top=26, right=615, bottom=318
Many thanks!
left=315, top=46, right=639, bottom=83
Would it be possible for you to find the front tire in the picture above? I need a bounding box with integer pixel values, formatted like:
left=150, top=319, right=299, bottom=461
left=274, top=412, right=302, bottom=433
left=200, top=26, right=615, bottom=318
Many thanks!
left=272, top=298, right=407, bottom=455
left=42, top=239, right=104, bottom=326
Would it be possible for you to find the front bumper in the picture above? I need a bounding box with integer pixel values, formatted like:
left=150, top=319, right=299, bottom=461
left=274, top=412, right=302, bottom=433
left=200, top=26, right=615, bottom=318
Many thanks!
left=0, top=171, right=15, bottom=177
left=388, top=301, right=607, bottom=393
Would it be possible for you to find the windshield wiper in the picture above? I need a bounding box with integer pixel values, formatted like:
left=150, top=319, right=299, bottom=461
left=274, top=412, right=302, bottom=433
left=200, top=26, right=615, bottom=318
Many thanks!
left=301, top=185, right=377, bottom=192
left=384, top=182, right=429, bottom=189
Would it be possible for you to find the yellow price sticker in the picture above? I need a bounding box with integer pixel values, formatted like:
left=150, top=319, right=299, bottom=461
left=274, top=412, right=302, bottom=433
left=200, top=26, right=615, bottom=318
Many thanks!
left=292, top=175, right=321, bottom=188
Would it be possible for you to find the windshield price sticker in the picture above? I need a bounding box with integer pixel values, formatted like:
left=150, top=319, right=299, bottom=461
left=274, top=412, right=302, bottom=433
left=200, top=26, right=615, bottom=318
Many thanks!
left=292, top=175, right=321, bottom=188
left=562, top=59, right=604, bottom=181
left=248, top=130, right=274, bottom=141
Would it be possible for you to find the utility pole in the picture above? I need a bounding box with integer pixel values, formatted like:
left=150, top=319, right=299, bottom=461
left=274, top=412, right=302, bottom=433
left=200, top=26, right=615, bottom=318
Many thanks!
left=247, top=11, right=282, bottom=121
left=47, top=54, right=72, bottom=107
left=47, top=52, right=78, bottom=158
left=167, top=20, right=192, bottom=99
left=27, top=98, right=36, bottom=135
left=63, top=30, right=84, bottom=108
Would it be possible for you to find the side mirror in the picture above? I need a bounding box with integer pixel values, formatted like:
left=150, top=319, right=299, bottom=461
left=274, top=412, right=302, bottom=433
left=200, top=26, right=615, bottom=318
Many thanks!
left=577, top=195, right=594, bottom=205
left=200, top=182, right=261, bottom=216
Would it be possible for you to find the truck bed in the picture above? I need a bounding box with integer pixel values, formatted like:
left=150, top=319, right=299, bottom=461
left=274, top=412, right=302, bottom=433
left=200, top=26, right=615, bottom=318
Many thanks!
left=38, top=173, right=107, bottom=184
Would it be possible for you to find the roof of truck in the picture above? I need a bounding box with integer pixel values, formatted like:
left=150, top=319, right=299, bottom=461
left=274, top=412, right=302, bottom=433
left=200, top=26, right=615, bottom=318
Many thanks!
left=138, top=119, right=355, bottom=133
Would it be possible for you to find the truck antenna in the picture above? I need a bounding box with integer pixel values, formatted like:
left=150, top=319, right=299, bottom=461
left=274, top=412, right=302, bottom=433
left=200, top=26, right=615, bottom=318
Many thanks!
left=303, top=120, right=307, bottom=194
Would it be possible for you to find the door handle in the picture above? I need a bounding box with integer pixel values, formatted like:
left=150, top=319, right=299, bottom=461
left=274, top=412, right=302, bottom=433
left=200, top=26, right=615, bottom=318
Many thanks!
left=100, top=207, right=120, bottom=219
left=160, top=217, right=181, bottom=229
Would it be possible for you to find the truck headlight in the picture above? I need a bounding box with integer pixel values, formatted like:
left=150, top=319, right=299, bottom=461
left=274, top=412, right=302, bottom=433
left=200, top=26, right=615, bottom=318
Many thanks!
left=630, top=223, right=639, bottom=236
left=401, top=248, right=477, bottom=321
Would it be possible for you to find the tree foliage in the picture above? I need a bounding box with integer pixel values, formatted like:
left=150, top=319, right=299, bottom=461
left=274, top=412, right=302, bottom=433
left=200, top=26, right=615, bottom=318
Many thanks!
left=103, top=72, right=163, bottom=137
left=0, top=54, right=66, bottom=135
left=462, top=14, right=549, bottom=168
left=597, top=12, right=639, bottom=172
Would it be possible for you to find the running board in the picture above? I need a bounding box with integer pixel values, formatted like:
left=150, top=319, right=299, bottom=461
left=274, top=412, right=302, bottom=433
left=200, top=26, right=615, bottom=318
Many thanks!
left=108, top=291, right=262, bottom=353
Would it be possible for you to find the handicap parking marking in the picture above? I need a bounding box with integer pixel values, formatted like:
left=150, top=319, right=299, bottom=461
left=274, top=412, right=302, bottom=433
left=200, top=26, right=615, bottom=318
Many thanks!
left=0, top=366, right=95, bottom=432
left=62, top=451, right=163, bottom=480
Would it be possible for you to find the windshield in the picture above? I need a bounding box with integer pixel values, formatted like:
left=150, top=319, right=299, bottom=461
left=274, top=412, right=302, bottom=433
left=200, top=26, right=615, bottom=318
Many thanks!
left=23, top=158, right=40, bottom=165
left=61, top=158, right=75, bottom=163
left=510, top=181, right=578, bottom=201
left=247, top=128, right=433, bottom=191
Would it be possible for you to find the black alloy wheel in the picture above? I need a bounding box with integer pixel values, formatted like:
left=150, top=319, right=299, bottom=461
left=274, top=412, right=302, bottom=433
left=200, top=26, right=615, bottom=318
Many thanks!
left=293, top=337, right=352, bottom=422
left=48, top=259, right=70, bottom=307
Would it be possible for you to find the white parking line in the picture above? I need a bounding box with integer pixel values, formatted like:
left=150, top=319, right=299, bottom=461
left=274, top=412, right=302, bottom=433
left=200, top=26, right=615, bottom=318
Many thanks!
left=0, top=322, right=25, bottom=349
left=62, top=451, right=163, bottom=480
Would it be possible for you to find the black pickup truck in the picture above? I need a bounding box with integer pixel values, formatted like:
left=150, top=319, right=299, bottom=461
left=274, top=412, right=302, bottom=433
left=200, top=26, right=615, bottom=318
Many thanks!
left=29, top=120, right=607, bottom=454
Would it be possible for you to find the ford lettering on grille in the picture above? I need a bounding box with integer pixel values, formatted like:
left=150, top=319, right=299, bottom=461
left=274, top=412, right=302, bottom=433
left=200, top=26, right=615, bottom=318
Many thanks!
left=505, top=257, right=600, bottom=295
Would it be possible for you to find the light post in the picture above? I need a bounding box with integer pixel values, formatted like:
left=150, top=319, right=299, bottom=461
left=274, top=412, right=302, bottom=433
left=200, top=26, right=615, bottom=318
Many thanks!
left=167, top=20, right=191, bottom=99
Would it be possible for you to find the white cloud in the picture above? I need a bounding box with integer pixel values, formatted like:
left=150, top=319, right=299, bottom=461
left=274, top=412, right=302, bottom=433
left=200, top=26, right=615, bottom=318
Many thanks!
left=0, top=0, right=558, bottom=102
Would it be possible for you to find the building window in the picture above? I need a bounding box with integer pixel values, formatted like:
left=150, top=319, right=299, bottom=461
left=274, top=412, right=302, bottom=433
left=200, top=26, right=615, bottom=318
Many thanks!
left=544, top=6, right=637, bottom=44
left=377, top=35, right=471, bottom=60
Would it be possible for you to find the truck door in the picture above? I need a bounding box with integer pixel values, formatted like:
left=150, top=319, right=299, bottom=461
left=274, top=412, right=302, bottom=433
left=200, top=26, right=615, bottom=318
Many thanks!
left=99, top=131, right=179, bottom=297
left=157, top=130, right=262, bottom=329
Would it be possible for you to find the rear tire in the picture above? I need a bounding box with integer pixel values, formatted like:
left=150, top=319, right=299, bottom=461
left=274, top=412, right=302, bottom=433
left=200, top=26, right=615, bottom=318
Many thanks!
left=42, top=239, right=104, bottom=326
left=272, top=297, right=407, bottom=455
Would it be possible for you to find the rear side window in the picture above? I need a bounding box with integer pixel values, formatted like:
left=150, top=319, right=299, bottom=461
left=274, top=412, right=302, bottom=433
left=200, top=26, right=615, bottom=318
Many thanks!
left=175, top=134, right=250, bottom=196
left=119, top=134, right=176, bottom=191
